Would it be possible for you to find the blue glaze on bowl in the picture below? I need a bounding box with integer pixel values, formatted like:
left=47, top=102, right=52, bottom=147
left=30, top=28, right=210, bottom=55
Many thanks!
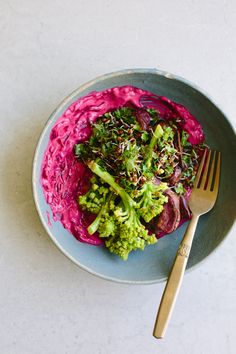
left=32, top=68, right=236, bottom=284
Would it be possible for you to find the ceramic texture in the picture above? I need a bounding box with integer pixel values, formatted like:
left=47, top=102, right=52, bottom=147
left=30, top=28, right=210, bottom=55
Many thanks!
left=32, top=69, right=236, bottom=284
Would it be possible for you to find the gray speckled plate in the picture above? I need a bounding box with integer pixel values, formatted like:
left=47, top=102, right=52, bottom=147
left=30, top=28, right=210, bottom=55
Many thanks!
left=32, top=68, right=236, bottom=284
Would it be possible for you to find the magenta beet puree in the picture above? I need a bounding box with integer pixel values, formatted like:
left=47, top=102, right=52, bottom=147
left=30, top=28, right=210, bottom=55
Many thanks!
left=41, top=86, right=204, bottom=245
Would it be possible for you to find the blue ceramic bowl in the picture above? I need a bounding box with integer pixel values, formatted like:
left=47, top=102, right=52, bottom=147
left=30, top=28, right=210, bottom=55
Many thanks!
left=33, top=69, right=236, bottom=284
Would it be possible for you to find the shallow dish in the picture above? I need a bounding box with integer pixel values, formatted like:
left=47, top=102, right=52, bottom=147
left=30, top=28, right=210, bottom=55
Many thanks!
left=32, top=68, right=236, bottom=283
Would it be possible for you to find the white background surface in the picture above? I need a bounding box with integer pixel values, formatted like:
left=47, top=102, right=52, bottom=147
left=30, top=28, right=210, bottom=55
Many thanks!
left=0, top=1, right=235, bottom=353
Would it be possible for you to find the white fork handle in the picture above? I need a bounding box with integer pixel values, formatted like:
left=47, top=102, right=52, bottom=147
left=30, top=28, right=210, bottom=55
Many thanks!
left=153, top=214, right=199, bottom=339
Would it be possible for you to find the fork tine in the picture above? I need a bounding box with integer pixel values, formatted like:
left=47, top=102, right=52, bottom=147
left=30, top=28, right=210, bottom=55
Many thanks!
left=199, top=150, right=211, bottom=189
left=207, top=151, right=216, bottom=190
left=193, top=149, right=207, bottom=187
left=213, top=152, right=221, bottom=192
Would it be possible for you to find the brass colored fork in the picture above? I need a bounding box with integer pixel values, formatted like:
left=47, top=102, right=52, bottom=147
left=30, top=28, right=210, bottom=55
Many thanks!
left=153, top=149, right=221, bottom=339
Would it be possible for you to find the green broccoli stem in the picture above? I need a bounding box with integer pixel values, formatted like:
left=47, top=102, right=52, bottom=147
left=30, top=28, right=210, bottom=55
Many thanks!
left=87, top=161, right=135, bottom=210
left=145, top=124, right=163, bottom=169
left=87, top=192, right=112, bottom=235
left=87, top=206, right=104, bottom=235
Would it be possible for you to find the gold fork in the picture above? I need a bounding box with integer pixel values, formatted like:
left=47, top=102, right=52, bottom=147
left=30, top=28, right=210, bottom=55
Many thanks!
left=153, top=149, right=221, bottom=339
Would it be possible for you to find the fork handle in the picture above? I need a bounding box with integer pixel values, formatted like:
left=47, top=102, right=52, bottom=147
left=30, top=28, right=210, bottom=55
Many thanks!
left=153, top=214, right=199, bottom=339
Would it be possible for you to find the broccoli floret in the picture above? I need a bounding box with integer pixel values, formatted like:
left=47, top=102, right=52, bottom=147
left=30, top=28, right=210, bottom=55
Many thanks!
left=135, top=181, right=168, bottom=222
left=87, top=160, right=135, bottom=206
left=87, top=161, right=157, bottom=259
left=78, top=177, right=109, bottom=214
left=121, top=142, right=140, bottom=176
left=98, top=215, right=117, bottom=238
left=87, top=192, right=116, bottom=235
left=104, top=223, right=157, bottom=260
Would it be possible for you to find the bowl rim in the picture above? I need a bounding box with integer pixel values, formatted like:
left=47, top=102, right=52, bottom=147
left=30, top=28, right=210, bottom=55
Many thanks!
left=32, top=67, right=235, bottom=284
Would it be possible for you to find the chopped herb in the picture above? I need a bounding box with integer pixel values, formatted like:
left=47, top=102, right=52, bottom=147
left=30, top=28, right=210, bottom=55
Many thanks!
left=174, top=183, right=185, bottom=195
